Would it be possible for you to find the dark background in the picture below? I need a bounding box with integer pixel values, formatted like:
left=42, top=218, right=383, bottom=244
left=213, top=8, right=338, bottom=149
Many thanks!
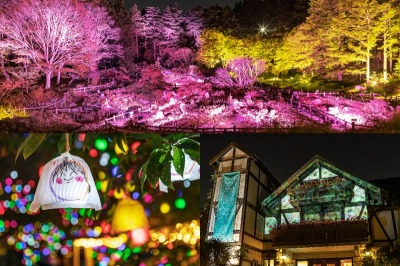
left=200, top=134, right=400, bottom=203
left=126, top=0, right=234, bottom=11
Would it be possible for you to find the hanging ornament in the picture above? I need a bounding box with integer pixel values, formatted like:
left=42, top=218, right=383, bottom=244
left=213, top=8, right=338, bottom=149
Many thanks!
left=30, top=134, right=102, bottom=212
left=111, top=197, right=150, bottom=246
left=159, top=151, right=200, bottom=192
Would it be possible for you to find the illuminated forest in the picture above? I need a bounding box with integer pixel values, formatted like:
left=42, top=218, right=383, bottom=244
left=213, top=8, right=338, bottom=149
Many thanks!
left=1, top=0, right=400, bottom=132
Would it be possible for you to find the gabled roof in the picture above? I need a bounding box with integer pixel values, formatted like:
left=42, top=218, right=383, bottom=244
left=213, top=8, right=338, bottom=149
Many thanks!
left=261, top=155, right=386, bottom=209
left=209, top=142, right=258, bottom=165
left=209, top=142, right=280, bottom=186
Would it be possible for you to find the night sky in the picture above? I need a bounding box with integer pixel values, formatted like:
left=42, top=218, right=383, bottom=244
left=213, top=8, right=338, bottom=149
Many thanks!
left=125, top=0, right=235, bottom=11
left=200, top=134, right=400, bottom=203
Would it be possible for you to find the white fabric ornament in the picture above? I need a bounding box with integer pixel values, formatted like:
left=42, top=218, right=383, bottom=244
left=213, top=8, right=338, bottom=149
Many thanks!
left=30, top=151, right=102, bottom=212
left=159, top=152, right=200, bottom=192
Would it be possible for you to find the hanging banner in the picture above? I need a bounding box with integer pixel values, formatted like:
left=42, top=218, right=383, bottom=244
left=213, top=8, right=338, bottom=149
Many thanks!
left=213, top=171, right=240, bottom=242
left=30, top=152, right=102, bottom=212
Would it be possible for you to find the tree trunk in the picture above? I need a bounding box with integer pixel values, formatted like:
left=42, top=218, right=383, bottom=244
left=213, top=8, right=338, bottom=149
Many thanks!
left=153, top=41, right=157, bottom=62
left=0, top=56, right=10, bottom=81
left=389, top=51, right=393, bottom=74
left=57, top=70, right=61, bottom=84
left=366, top=52, right=370, bottom=85
left=45, top=70, right=52, bottom=89
left=57, top=63, right=64, bottom=85
left=383, top=33, right=387, bottom=82
left=337, top=71, right=343, bottom=81
left=135, top=33, right=139, bottom=58
left=24, top=57, right=28, bottom=91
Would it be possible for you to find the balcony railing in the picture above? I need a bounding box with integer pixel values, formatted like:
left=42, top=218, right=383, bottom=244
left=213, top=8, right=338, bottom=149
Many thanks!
left=271, top=221, right=368, bottom=247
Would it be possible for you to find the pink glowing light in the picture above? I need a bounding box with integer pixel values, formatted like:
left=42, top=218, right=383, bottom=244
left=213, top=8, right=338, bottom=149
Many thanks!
left=142, top=193, right=153, bottom=204
left=130, top=228, right=150, bottom=246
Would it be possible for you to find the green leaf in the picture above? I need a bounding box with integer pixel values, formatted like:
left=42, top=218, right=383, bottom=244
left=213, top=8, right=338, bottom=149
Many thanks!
left=16, top=134, right=47, bottom=162
left=146, top=149, right=165, bottom=188
left=176, top=138, right=200, bottom=152
left=160, top=152, right=173, bottom=190
left=172, top=134, right=199, bottom=142
left=22, top=134, right=47, bottom=160
left=172, top=146, right=185, bottom=177
left=15, top=135, right=31, bottom=163
left=139, top=161, right=148, bottom=192
left=57, top=134, right=74, bottom=154
left=183, top=148, right=200, bottom=165
left=57, top=135, right=66, bottom=154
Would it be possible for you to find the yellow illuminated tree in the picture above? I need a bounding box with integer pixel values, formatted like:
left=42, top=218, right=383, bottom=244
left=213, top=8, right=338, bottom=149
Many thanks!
left=377, top=1, right=400, bottom=81
left=198, top=29, right=277, bottom=69
left=334, top=0, right=383, bottom=84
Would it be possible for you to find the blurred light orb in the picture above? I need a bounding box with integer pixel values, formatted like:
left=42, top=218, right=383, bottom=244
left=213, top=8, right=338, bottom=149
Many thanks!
left=183, top=180, right=191, bottom=188
left=115, top=141, right=128, bottom=155
left=98, top=171, right=106, bottom=180
left=130, top=141, right=141, bottom=154
left=95, top=139, right=108, bottom=151
left=111, top=166, right=119, bottom=177
left=89, top=149, right=98, bottom=158
left=160, top=203, right=170, bottom=214
left=78, top=134, right=86, bottom=142
left=101, top=152, right=110, bottom=160
left=74, top=140, right=83, bottom=149
left=110, top=157, right=119, bottom=165
left=132, top=192, right=140, bottom=200
left=10, top=171, right=18, bottom=179
left=174, top=198, right=186, bottom=209
left=99, top=158, right=108, bottom=167
left=143, top=193, right=152, bottom=203
left=130, top=228, right=150, bottom=246
left=5, top=178, right=12, bottom=186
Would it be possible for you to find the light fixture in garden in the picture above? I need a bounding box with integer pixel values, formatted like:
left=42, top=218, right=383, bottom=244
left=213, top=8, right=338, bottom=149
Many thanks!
left=29, top=134, right=102, bottom=212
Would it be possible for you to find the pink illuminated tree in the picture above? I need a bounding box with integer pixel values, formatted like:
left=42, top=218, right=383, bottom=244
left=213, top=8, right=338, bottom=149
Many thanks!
left=184, top=6, right=205, bottom=49
left=212, top=57, right=266, bottom=89
left=131, top=4, right=144, bottom=59
left=1, top=0, right=87, bottom=89
left=161, top=3, right=184, bottom=48
left=0, top=0, right=123, bottom=88
left=143, top=7, right=162, bottom=62
left=79, top=3, right=123, bottom=83
left=0, top=24, right=12, bottom=81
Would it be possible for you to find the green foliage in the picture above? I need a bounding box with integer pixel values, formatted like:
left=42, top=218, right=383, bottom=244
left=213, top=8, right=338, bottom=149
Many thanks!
left=274, top=24, right=315, bottom=75
left=376, top=246, right=400, bottom=265
left=273, top=0, right=400, bottom=83
left=140, top=136, right=200, bottom=191
left=15, top=133, right=47, bottom=162
left=200, top=239, right=234, bottom=266
left=362, top=246, right=400, bottom=266
left=15, top=133, right=200, bottom=190
left=198, top=29, right=278, bottom=69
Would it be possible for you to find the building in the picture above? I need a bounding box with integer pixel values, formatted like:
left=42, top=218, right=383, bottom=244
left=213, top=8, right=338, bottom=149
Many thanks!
left=206, top=142, right=400, bottom=266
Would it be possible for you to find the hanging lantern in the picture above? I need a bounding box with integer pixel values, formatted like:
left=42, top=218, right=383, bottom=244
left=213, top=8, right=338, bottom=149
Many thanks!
left=159, top=151, right=200, bottom=192
left=111, top=197, right=149, bottom=234
left=111, top=197, right=150, bottom=246
left=30, top=151, right=102, bottom=212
